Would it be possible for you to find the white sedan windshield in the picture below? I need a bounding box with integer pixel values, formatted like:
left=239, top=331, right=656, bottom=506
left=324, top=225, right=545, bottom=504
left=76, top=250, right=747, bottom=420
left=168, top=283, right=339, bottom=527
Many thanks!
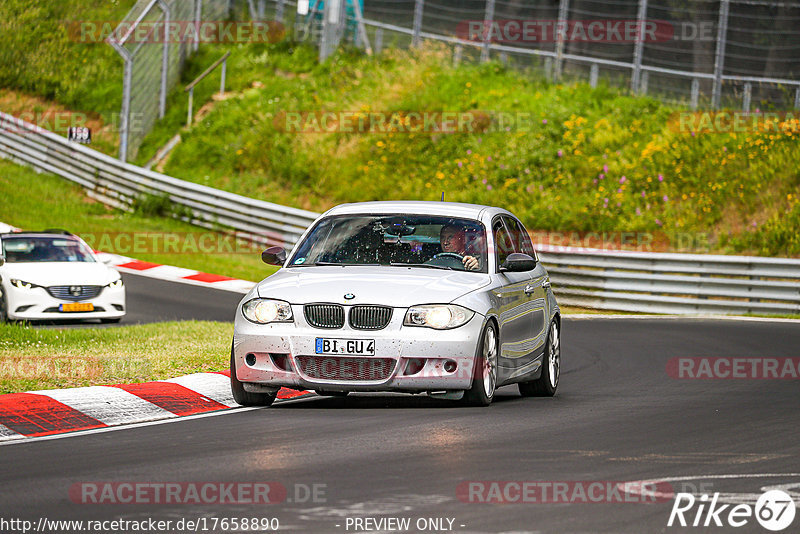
left=2, top=237, right=96, bottom=263
left=288, top=215, right=488, bottom=273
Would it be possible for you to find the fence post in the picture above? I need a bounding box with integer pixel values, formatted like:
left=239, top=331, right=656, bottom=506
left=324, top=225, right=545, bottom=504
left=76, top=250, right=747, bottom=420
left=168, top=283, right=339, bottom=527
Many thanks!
left=742, top=82, right=751, bottom=112
left=119, top=59, right=133, bottom=162
left=794, top=87, right=800, bottom=110
left=159, top=0, right=171, bottom=119
left=712, top=0, right=730, bottom=109
left=187, top=87, right=194, bottom=127
left=480, top=0, right=496, bottom=62
left=589, top=63, right=598, bottom=88
left=630, top=0, right=648, bottom=94
left=454, top=43, right=463, bottom=65
left=194, top=0, right=203, bottom=52
left=554, top=0, right=569, bottom=81
left=412, top=0, right=425, bottom=47
left=276, top=0, right=285, bottom=24
left=375, top=28, right=383, bottom=54
left=691, top=78, right=700, bottom=110
left=220, top=58, right=227, bottom=95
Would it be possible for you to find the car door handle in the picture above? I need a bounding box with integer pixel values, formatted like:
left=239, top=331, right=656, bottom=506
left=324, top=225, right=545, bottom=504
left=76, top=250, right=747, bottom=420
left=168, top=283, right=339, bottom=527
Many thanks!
left=524, top=284, right=536, bottom=295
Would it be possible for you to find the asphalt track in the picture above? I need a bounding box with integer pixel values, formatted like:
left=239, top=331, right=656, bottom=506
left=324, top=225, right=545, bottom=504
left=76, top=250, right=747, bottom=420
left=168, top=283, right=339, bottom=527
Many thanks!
left=2, top=285, right=799, bottom=534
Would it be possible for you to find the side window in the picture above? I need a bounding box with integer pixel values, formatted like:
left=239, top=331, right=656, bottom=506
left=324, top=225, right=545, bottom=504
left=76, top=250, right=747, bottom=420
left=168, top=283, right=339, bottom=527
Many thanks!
left=507, top=217, right=536, bottom=259
left=493, top=218, right=515, bottom=268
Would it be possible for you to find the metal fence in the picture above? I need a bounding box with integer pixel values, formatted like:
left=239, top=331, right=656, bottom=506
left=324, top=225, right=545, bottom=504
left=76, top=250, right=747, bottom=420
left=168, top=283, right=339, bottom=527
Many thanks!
left=267, top=0, right=800, bottom=111
left=108, top=0, right=234, bottom=163
left=2, top=110, right=799, bottom=315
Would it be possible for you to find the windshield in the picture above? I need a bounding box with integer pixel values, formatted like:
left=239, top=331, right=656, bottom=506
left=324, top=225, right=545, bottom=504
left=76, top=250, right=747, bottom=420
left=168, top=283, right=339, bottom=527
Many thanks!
left=288, top=215, right=488, bottom=273
left=1, top=236, right=96, bottom=263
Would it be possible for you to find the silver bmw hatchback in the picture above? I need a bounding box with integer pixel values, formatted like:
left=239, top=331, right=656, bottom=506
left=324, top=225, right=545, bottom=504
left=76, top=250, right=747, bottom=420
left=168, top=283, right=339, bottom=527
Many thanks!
left=231, top=201, right=560, bottom=407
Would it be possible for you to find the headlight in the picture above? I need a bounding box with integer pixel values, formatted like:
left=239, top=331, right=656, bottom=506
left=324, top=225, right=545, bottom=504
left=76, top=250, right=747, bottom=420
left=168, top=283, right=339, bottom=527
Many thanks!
left=242, top=298, right=293, bottom=324
left=10, top=279, right=40, bottom=290
left=106, top=278, right=124, bottom=289
left=404, top=304, right=475, bottom=330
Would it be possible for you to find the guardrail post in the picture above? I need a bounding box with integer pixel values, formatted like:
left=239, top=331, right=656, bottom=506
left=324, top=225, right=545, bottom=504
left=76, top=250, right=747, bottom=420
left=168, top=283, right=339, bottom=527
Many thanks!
left=691, top=78, right=699, bottom=110
left=590, top=63, right=598, bottom=88
left=499, top=51, right=508, bottom=64
left=454, top=43, right=463, bottom=65
left=630, top=0, right=648, bottom=94
left=794, top=87, right=800, bottom=110
left=712, top=0, right=730, bottom=109
left=554, top=0, right=569, bottom=81
left=640, top=70, right=649, bottom=95
left=742, top=82, right=751, bottom=112
left=412, top=0, right=425, bottom=47
left=480, top=0, right=495, bottom=62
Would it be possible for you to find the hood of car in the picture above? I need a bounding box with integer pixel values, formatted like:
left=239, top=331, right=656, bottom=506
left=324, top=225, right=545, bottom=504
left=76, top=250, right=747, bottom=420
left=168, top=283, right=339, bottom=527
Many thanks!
left=0, top=262, right=121, bottom=286
left=256, top=266, right=491, bottom=307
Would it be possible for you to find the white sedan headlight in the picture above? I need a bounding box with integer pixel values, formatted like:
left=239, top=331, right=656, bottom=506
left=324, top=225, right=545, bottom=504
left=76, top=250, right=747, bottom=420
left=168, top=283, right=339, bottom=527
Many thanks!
left=242, top=298, right=293, bottom=324
left=10, top=279, right=41, bottom=290
left=106, top=278, right=124, bottom=289
left=404, top=304, right=475, bottom=330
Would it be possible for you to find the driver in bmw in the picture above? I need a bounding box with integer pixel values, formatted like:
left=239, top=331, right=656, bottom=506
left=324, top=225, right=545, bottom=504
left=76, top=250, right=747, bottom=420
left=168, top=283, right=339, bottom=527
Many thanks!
left=439, top=224, right=480, bottom=271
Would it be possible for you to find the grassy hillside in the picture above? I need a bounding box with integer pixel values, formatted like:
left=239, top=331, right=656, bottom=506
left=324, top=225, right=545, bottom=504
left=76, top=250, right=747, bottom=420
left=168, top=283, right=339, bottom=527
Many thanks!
left=154, top=42, right=800, bottom=256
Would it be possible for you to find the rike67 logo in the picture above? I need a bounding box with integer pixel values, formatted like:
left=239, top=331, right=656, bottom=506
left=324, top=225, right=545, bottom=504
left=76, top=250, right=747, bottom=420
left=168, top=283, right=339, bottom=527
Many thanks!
left=668, top=490, right=796, bottom=531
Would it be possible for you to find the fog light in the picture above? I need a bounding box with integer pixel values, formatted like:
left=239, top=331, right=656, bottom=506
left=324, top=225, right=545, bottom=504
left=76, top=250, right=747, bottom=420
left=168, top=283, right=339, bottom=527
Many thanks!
left=245, top=353, right=257, bottom=366
left=270, top=353, right=291, bottom=371
left=444, top=360, right=457, bottom=373
left=404, top=358, right=426, bottom=375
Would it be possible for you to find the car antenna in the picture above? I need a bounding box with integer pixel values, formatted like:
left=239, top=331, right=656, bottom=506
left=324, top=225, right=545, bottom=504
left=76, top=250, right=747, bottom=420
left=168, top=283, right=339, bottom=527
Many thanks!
left=441, top=191, right=445, bottom=201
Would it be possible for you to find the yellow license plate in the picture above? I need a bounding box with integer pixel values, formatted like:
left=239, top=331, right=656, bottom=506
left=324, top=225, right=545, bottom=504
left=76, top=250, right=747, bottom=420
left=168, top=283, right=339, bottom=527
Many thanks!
left=60, top=303, right=94, bottom=312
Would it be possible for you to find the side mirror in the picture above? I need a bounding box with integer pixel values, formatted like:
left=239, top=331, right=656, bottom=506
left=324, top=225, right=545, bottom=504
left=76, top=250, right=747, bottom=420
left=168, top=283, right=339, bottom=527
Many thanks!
left=500, top=252, right=536, bottom=272
left=261, top=246, right=287, bottom=266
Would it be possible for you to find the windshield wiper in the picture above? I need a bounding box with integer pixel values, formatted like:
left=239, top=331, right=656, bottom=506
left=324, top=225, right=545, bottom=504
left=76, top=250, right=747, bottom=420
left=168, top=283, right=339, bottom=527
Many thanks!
left=390, top=262, right=453, bottom=270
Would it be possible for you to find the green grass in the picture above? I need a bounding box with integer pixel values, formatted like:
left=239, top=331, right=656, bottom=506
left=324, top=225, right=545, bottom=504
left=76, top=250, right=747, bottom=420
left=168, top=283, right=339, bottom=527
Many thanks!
left=0, top=160, right=277, bottom=282
left=0, top=321, right=232, bottom=393
left=147, top=42, right=800, bottom=256
left=0, top=0, right=137, bottom=117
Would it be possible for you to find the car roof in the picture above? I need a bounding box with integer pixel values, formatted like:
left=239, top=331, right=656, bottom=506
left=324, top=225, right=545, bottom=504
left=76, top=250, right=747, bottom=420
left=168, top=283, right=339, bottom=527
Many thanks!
left=0, top=232, right=78, bottom=239
left=322, top=200, right=511, bottom=220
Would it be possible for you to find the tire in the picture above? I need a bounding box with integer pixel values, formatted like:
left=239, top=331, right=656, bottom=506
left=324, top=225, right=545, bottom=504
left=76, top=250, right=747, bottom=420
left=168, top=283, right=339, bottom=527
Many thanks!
left=519, top=320, right=560, bottom=397
left=0, top=292, right=8, bottom=323
left=100, top=318, right=121, bottom=324
left=462, top=322, right=498, bottom=406
left=230, top=344, right=276, bottom=407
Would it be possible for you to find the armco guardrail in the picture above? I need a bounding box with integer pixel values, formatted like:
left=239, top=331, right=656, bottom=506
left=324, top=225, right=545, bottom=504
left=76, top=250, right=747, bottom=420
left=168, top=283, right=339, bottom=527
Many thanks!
left=1, top=111, right=799, bottom=315
left=0, top=111, right=319, bottom=247
left=538, top=245, right=800, bottom=315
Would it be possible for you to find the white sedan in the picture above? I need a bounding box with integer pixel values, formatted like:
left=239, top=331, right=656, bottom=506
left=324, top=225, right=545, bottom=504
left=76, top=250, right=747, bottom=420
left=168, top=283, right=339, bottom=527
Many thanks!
left=0, top=231, right=126, bottom=323
left=231, top=201, right=560, bottom=407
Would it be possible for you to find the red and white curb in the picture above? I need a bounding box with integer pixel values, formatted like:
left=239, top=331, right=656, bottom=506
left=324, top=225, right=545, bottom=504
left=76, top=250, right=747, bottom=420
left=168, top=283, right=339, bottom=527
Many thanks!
left=0, top=373, right=314, bottom=442
left=96, top=251, right=256, bottom=294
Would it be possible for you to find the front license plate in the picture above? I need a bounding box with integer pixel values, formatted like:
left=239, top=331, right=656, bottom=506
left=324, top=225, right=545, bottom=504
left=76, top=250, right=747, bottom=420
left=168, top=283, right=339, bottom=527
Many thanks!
left=60, top=302, right=94, bottom=312
left=315, top=338, right=375, bottom=356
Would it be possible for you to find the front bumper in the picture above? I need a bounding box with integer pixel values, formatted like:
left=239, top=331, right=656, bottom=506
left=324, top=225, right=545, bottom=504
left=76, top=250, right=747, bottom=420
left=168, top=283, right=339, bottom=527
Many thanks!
left=233, top=305, right=484, bottom=392
left=4, top=284, right=126, bottom=321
